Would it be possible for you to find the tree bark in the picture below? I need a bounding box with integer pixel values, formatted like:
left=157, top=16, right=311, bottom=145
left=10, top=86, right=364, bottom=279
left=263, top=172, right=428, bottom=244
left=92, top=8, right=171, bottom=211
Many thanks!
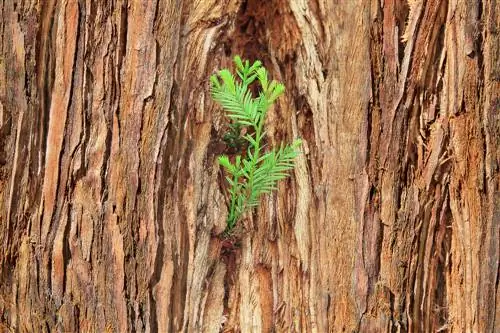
left=0, top=0, right=498, bottom=332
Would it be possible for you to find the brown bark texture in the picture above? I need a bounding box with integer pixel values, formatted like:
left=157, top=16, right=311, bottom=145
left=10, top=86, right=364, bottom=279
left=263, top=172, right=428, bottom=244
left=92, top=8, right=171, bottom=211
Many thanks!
left=0, top=0, right=498, bottom=332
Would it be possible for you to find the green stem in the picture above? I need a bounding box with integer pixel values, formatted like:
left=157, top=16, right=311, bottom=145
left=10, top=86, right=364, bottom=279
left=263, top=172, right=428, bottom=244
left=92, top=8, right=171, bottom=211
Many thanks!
left=227, top=173, right=240, bottom=230
left=243, top=106, right=267, bottom=211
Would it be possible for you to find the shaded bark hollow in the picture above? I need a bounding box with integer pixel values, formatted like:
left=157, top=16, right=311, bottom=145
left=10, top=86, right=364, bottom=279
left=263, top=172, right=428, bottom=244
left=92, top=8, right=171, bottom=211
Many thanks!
left=0, top=0, right=498, bottom=332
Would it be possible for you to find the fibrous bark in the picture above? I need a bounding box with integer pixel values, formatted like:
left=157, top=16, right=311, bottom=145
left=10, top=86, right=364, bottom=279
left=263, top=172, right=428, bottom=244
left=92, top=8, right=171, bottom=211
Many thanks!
left=0, top=0, right=498, bottom=332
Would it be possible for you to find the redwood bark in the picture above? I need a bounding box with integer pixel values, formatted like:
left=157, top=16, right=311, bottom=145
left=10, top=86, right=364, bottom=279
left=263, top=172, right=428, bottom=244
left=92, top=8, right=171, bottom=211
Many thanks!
left=0, top=0, right=498, bottom=332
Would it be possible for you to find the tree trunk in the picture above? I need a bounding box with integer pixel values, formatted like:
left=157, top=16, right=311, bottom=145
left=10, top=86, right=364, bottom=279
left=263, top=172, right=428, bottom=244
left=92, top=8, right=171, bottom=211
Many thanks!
left=0, top=0, right=498, bottom=332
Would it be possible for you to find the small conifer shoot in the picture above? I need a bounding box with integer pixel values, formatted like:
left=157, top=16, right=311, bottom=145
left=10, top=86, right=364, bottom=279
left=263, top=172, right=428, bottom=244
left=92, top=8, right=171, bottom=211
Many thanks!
left=210, top=56, right=302, bottom=232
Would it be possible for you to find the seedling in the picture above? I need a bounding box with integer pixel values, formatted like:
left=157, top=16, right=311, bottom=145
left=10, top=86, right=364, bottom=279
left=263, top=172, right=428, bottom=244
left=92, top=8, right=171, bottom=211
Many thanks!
left=210, top=56, right=302, bottom=232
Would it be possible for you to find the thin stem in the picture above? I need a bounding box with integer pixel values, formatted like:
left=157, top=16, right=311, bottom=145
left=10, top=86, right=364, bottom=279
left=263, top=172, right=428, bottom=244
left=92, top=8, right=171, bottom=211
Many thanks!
left=241, top=105, right=267, bottom=213
left=228, top=173, right=239, bottom=228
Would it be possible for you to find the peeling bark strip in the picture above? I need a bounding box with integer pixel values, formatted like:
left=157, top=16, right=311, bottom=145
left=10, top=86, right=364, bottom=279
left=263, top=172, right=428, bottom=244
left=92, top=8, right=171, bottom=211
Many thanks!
left=0, top=0, right=498, bottom=332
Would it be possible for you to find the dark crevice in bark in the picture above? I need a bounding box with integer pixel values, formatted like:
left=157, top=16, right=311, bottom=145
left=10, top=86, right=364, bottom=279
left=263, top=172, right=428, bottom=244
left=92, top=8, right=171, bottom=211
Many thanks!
left=101, top=122, right=112, bottom=203
left=367, top=4, right=382, bottom=172
left=36, top=0, right=56, bottom=173
left=230, top=0, right=270, bottom=64
left=476, top=9, right=488, bottom=194
left=68, top=5, right=86, bottom=184
left=149, top=79, right=180, bottom=331
left=115, top=0, right=128, bottom=140
left=62, top=202, right=72, bottom=297
left=152, top=0, right=162, bottom=31
left=149, top=167, right=165, bottom=332
left=220, top=243, right=239, bottom=329
left=397, top=2, right=409, bottom=69
left=294, top=94, right=316, bottom=188
left=100, top=11, right=114, bottom=206
left=129, top=299, right=137, bottom=333
left=81, top=66, right=93, bottom=177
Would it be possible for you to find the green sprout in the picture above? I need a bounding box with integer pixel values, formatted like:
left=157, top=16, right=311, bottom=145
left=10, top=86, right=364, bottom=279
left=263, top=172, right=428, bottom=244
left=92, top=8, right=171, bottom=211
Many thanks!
left=210, top=56, right=302, bottom=232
